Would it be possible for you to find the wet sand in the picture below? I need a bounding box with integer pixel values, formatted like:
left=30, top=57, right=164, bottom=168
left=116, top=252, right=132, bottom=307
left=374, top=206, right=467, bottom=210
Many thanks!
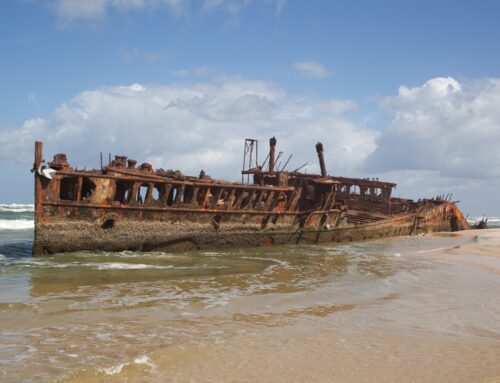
left=1, top=230, right=499, bottom=382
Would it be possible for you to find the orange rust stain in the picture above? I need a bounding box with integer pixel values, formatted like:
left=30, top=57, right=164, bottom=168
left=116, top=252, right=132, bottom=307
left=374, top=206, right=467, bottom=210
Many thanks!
left=263, top=236, right=274, bottom=246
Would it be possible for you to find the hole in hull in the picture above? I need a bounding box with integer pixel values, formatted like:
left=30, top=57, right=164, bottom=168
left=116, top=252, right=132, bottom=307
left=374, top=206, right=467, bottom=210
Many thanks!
left=101, top=219, right=115, bottom=229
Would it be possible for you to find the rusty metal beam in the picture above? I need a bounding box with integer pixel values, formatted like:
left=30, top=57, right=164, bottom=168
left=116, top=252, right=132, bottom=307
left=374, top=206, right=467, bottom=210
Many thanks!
left=56, top=171, right=294, bottom=192
left=42, top=200, right=315, bottom=215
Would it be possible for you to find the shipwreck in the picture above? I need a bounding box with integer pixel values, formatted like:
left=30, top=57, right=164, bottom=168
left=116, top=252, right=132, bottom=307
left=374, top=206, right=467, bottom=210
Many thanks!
left=32, top=138, right=470, bottom=255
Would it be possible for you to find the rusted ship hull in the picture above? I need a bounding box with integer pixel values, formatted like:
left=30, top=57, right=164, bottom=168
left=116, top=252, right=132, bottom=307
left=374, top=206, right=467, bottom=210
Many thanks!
left=32, top=139, right=470, bottom=255
left=33, top=201, right=466, bottom=254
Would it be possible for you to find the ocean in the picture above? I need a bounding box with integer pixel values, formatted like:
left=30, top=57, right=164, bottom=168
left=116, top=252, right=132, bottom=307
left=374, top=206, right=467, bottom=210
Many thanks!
left=1, top=204, right=499, bottom=382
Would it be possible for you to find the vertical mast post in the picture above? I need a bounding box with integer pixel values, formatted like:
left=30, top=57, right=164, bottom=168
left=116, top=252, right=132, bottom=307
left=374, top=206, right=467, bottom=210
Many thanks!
left=34, top=141, right=43, bottom=212
left=316, top=142, right=327, bottom=177
left=269, top=136, right=277, bottom=172
left=33, top=141, right=43, bottom=255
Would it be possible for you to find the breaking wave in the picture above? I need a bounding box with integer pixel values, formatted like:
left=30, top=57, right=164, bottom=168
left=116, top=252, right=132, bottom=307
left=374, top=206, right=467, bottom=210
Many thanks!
left=0, top=219, right=34, bottom=230
left=0, top=204, right=34, bottom=213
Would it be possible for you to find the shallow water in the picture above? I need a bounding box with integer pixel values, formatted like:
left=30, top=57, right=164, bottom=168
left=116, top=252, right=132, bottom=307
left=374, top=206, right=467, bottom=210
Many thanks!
left=0, top=205, right=499, bottom=382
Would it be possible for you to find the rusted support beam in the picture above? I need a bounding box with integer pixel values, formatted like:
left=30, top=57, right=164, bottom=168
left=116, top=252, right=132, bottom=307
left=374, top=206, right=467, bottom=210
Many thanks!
left=287, top=187, right=302, bottom=211
left=146, top=183, right=154, bottom=204
left=162, top=184, right=172, bottom=205
left=76, top=177, right=83, bottom=201
left=211, top=188, right=225, bottom=208
left=130, top=183, right=140, bottom=206
left=256, top=190, right=266, bottom=205
left=329, top=186, right=337, bottom=210
left=202, top=187, right=211, bottom=208
left=42, top=200, right=304, bottom=216
left=190, top=186, right=199, bottom=205
left=234, top=190, right=247, bottom=209
left=265, top=191, right=276, bottom=211
left=226, top=189, right=236, bottom=210
left=322, top=186, right=335, bottom=211
left=243, top=190, right=257, bottom=209
left=175, top=184, right=185, bottom=205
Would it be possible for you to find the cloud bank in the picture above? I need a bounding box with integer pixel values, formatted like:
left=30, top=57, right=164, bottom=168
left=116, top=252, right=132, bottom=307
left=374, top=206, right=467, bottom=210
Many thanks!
left=2, top=75, right=499, bottom=213
left=0, top=78, right=375, bottom=180
left=364, top=76, right=500, bottom=213
left=367, top=77, right=500, bottom=179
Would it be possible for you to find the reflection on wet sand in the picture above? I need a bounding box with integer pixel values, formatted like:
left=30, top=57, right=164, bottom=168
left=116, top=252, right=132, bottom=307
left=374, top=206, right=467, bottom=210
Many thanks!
left=0, top=230, right=499, bottom=382
left=232, top=304, right=357, bottom=327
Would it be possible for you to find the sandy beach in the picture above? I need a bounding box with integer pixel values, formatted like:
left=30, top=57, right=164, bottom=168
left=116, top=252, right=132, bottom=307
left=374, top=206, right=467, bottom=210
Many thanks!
left=450, top=229, right=500, bottom=259
left=72, top=230, right=500, bottom=383
left=1, top=229, right=499, bottom=383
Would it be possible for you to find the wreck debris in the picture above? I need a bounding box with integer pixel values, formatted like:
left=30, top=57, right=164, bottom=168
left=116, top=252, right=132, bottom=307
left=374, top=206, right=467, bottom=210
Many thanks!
left=473, top=215, right=488, bottom=229
left=32, top=138, right=471, bottom=256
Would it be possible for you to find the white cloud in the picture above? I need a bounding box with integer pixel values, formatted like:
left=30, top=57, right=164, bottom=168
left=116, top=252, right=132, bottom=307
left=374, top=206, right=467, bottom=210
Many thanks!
left=366, top=77, right=500, bottom=179
left=52, top=0, right=107, bottom=24
left=4, top=75, right=500, bottom=214
left=50, top=0, right=188, bottom=24
left=364, top=76, right=500, bottom=215
left=202, top=0, right=287, bottom=15
left=202, top=0, right=251, bottom=15
left=0, top=79, right=376, bottom=180
left=48, top=0, right=284, bottom=25
left=292, top=61, right=329, bottom=78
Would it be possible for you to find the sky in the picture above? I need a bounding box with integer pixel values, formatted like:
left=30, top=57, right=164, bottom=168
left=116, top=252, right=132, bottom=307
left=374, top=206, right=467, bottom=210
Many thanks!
left=1, top=0, right=500, bottom=216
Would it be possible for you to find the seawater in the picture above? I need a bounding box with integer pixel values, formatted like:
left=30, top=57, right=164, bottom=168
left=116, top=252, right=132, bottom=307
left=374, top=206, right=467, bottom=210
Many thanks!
left=0, top=204, right=499, bottom=382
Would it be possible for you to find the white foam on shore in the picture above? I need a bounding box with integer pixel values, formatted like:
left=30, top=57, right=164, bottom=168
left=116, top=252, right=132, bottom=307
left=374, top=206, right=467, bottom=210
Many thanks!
left=203, top=292, right=233, bottom=308
left=99, top=362, right=128, bottom=375
left=415, top=247, right=449, bottom=254
left=0, top=219, right=34, bottom=230
left=98, top=355, right=155, bottom=376
left=241, top=256, right=289, bottom=267
left=134, top=355, right=156, bottom=370
left=96, top=262, right=174, bottom=270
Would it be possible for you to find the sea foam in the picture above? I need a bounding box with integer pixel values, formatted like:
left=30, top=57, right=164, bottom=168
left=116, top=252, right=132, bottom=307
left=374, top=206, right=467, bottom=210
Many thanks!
left=99, top=363, right=127, bottom=376
left=98, top=355, right=155, bottom=376
left=95, top=262, right=174, bottom=270
left=134, top=355, right=156, bottom=369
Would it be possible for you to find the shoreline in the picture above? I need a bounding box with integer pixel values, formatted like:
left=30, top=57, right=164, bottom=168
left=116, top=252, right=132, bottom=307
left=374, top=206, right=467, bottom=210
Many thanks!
left=448, top=228, right=500, bottom=258
left=58, top=230, right=500, bottom=383
left=1, top=227, right=499, bottom=383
